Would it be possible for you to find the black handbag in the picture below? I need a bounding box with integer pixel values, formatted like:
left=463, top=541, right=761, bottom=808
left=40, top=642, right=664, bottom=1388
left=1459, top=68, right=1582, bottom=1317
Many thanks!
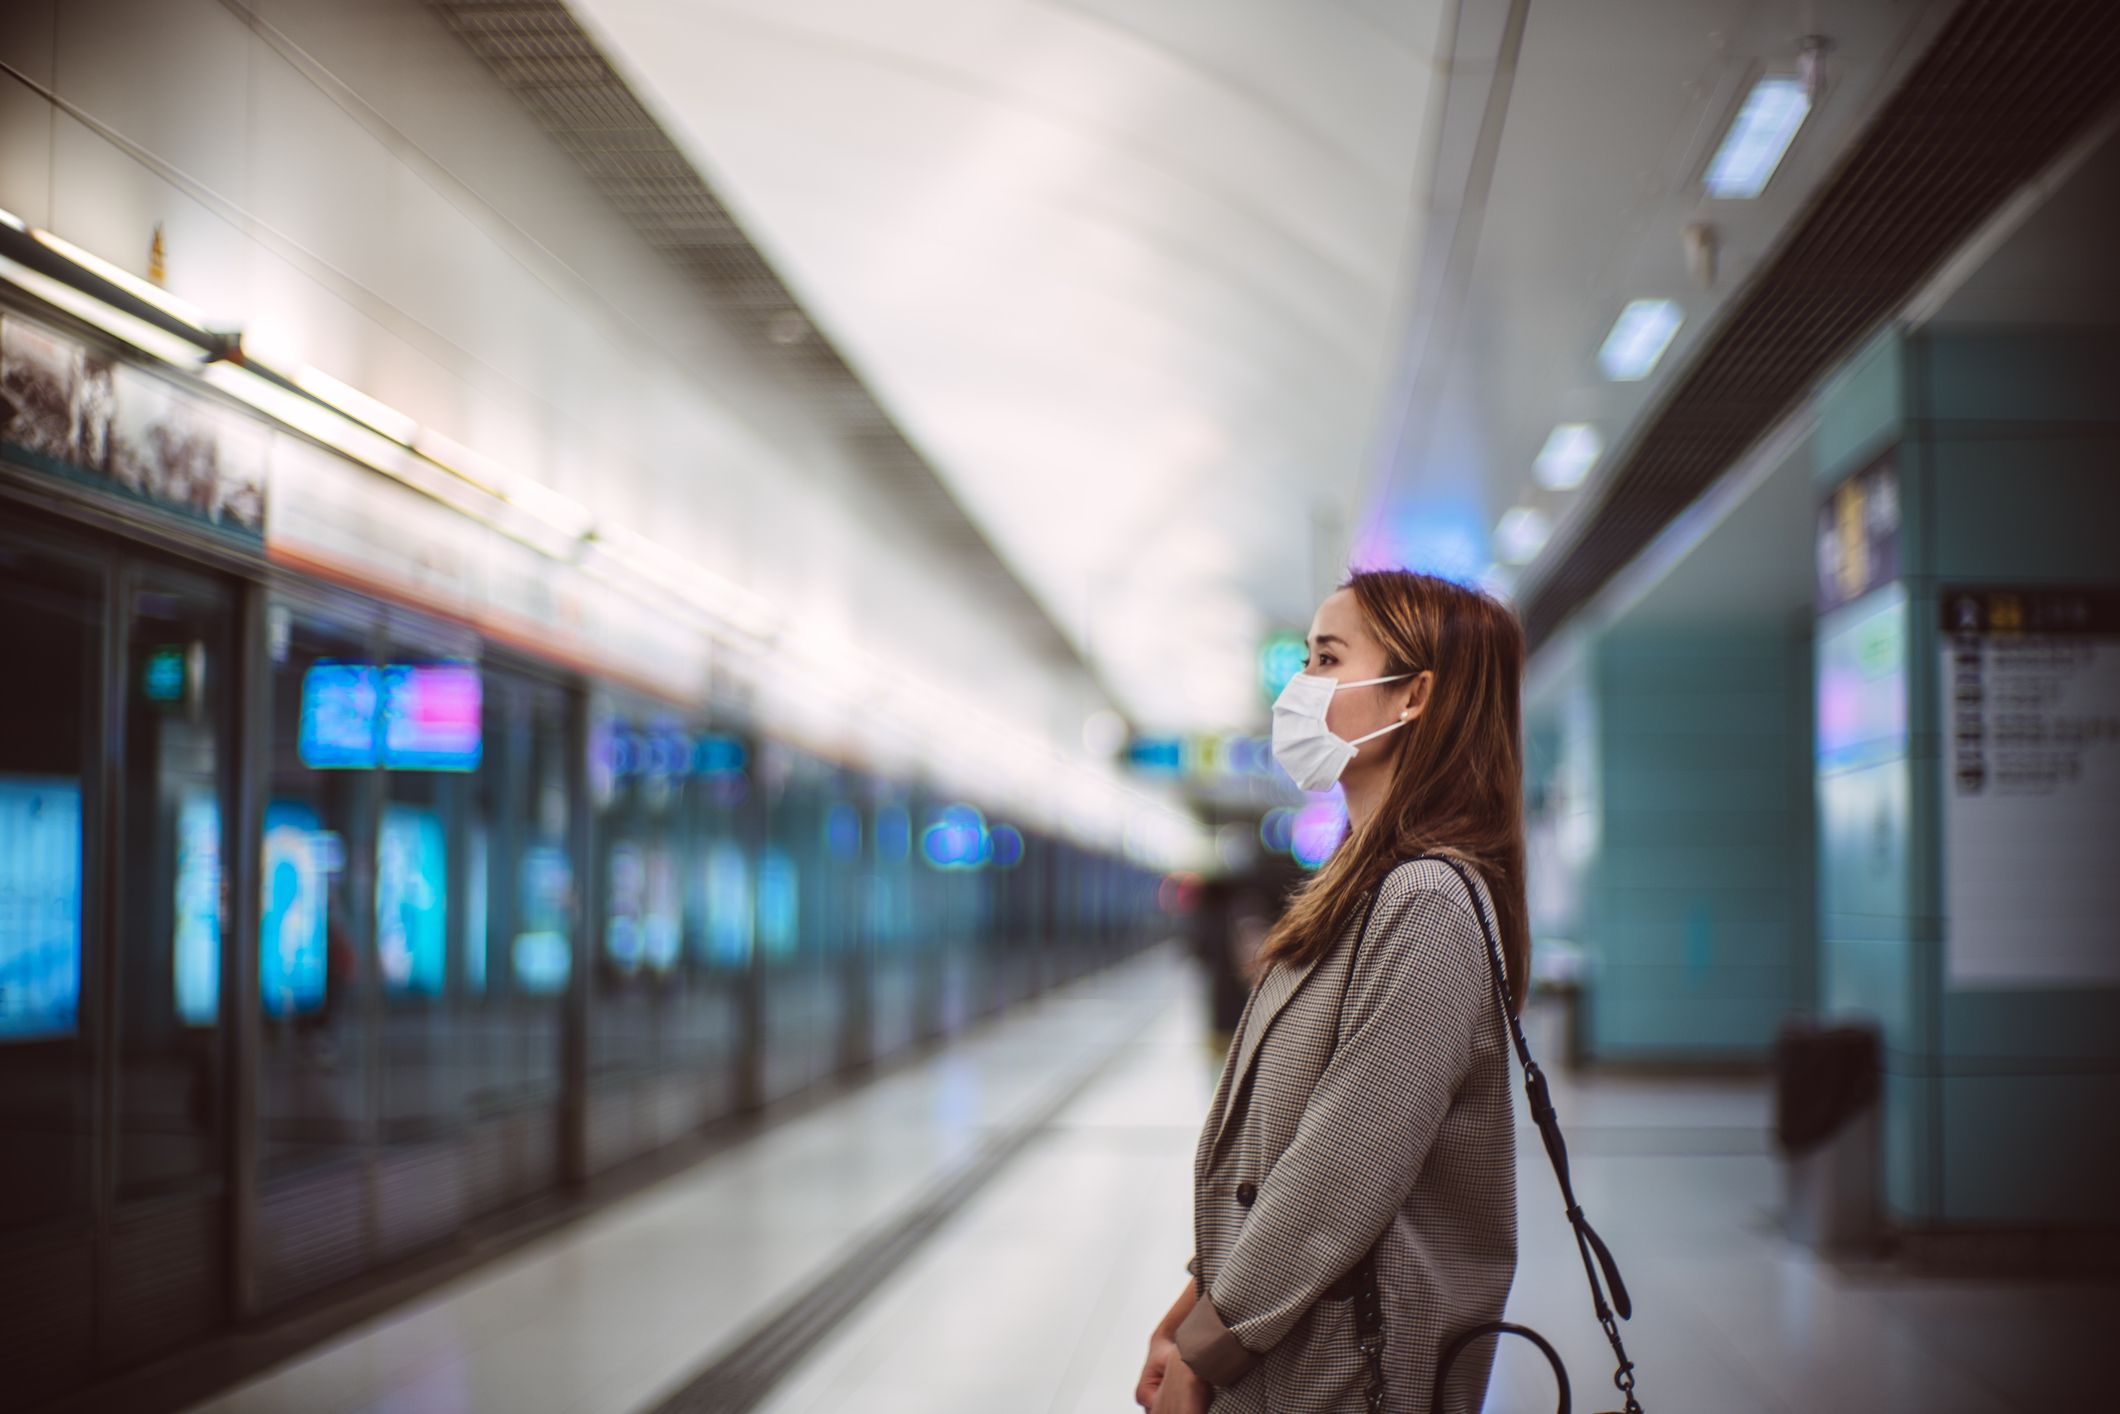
left=1331, top=854, right=1644, bottom=1414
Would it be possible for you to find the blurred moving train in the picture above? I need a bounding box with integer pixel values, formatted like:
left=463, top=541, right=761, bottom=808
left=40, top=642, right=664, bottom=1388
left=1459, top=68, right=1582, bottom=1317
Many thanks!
left=0, top=280, right=1165, bottom=1407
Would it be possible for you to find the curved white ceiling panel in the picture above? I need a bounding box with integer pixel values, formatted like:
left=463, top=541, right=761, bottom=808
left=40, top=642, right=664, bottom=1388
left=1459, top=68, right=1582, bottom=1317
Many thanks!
left=569, top=0, right=1453, bottom=730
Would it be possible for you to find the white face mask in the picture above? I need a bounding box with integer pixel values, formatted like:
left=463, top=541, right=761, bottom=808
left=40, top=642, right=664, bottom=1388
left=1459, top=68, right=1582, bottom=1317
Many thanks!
left=1270, top=671, right=1414, bottom=793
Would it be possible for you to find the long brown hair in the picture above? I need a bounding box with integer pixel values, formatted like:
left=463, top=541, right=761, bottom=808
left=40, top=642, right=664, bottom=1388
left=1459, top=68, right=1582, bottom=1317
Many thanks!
left=1258, top=569, right=1531, bottom=1015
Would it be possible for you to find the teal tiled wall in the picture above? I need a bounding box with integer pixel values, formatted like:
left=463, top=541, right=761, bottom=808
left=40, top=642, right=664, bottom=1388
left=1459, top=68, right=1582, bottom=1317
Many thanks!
left=1582, top=626, right=1813, bottom=1061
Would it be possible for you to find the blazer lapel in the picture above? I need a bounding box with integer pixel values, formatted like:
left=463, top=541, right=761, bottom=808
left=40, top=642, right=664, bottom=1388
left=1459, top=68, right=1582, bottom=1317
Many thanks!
left=1207, top=951, right=1324, bottom=1157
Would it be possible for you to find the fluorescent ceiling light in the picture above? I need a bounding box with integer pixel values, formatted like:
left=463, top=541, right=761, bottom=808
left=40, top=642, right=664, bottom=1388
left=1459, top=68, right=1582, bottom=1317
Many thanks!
left=32, top=228, right=210, bottom=330
left=1704, top=77, right=1811, bottom=199
left=1598, top=299, right=1684, bottom=381
left=295, top=365, right=419, bottom=445
left=1495, top=506, right=1552, bottom=565
left=204, top=362, right=409, bottom=480
left=413, top=427, right=511, bottom=498
left=504, top=476, right=596, bottom=541
left=1534, top=423, right=1602, bottom=490
left=0, top=254, right=207, bottom=366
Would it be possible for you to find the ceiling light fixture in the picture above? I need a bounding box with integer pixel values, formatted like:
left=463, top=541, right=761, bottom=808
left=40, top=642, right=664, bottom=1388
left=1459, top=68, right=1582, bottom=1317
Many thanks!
left=0, top=254, right=207, bottom=366
left=1704, top=76, right=1811, bottom=198
left=1495, top=506, right=1552, bottom=565
left=295, top=365, right=419, bottom=445
left=1598, top=299, right=1684, bottom=381
left=503, top=476, right=597, bottom=542
left=412, top=427, right=512, bottom=498
left=31, top=227, right=213, bottom=330
left=1534, top=423, right=1602, bottom=490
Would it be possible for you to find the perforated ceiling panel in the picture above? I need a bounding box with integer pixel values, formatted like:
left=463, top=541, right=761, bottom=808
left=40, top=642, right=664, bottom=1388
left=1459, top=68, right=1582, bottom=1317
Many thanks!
left=1519, top=0, right=2120, bottom=652
left=424, top=0, right=1086, bottom=667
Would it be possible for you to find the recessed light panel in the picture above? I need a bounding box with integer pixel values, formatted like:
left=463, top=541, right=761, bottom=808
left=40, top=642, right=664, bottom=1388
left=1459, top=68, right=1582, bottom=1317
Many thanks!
left=1599, top=299, right=1684, bottom=381
left=1495, top=506, right=1552, bottom=565
left=1705, top=77, right=1811, bottom=199
left=1534, top=423, right=1602, bottom=490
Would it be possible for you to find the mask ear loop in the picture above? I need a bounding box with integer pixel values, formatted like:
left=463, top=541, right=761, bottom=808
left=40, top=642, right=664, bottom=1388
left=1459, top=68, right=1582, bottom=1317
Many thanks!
left=1341, top=667, right=1423, bottom=750
left=1346, top=718, right=1408, bottom=749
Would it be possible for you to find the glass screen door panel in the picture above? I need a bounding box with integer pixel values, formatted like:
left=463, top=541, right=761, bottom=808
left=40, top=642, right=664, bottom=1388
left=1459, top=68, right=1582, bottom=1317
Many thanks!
left=114, top=571, right=235, bottom=1201
left=0, top=536, right=100, bottom=1232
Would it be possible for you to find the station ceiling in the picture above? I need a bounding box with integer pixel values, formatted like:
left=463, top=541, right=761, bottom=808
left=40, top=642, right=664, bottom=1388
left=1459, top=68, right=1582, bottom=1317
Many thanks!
left=566, top=0, right=1453, bottom=730
left=553, top=0, right=2106, bottom=732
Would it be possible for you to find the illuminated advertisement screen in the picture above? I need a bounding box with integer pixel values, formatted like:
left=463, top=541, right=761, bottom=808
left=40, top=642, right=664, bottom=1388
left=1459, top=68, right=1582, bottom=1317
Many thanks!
left=643, top=848, right=679, bottom=973
left=465, top=828, right=488, bottom=994
left=757, top=848, right=798, bottom=959
left=260, top=801, right=330, bottom=1016
left=382, top=665, right=482, bottom=771
left=299, top=663, right=382, bottom=769
left=173, top=787, right=222, bottom=1025
left=0, top=777, right=82, bottom=1040
left=299, top=662, right=482, bottom=771
left=1816, top=583, right=1908, bottom=774
left=514, top=845, right=572, bottom=994
left=606, top=842, right=644, bottom=972
left=702, top=841, right=753, bottom=965
left=376, top=803, right=447, bottom=995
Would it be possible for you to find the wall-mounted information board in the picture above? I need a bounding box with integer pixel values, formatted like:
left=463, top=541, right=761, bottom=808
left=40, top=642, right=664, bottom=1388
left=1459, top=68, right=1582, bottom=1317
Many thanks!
left=1942, top=587, right=2120, bottom=987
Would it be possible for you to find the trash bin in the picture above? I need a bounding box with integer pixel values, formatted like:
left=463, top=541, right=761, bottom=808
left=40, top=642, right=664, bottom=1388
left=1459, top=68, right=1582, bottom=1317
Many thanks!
left=1774, top=1017, right=1882, bottom=1252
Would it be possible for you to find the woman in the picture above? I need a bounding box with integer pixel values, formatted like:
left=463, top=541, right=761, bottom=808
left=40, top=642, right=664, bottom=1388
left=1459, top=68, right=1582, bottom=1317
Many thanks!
left=1137, top=569, right=1527, bottom=1414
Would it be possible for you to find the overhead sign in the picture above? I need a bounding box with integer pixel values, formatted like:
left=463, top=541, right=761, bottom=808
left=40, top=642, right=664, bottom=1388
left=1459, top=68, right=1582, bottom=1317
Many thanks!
left=1125, top=733, right=1279, bottom=782
left=1815, top=452, right=1900, bottom=614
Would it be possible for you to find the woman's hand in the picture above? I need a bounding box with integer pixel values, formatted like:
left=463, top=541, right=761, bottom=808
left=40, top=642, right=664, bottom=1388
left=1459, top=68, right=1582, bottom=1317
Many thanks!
left=1147, top=1351, right=1212, bottom=1414
left=1134, top=1331, right=1179, bottom=1409
left=1139, top=1277, right=1201, bottom=1409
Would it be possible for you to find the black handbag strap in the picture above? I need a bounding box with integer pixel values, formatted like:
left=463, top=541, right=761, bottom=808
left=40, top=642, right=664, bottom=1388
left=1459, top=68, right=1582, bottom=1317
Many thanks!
left=1332, top=855, right=1644, bottom=1414
left=1325, top=885, right=1392, bottom=1412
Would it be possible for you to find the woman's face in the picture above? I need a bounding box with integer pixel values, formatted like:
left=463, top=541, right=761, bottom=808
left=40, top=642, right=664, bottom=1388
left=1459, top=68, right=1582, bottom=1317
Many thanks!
left=1305, top=588, right=1429, bottom=770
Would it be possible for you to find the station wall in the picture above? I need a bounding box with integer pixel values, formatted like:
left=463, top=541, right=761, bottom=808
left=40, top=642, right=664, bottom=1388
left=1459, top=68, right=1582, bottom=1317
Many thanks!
left=0, top=0, right=1110, bottom=756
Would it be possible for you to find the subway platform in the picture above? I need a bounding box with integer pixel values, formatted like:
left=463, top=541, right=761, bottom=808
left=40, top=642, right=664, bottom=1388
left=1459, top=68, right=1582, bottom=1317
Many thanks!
left=178, top=947, right=2111, bottom=1414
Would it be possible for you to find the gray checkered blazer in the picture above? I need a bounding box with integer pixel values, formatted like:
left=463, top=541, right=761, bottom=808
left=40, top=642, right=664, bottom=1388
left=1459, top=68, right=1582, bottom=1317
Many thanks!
left=1175, top=857, right=1517, bottom=1412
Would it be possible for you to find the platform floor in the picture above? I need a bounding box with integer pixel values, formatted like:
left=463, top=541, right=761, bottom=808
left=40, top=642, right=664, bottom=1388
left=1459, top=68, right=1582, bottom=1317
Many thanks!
left=187, top=944, right=2110, bottom=1414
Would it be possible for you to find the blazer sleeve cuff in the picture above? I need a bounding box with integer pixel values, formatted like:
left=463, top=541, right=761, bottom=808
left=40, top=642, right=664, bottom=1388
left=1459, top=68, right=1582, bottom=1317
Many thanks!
left=1174, top=1290, right=1259, bottom=1387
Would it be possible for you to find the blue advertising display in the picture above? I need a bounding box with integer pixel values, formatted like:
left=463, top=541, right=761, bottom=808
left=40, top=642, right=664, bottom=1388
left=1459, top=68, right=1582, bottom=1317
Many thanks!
left=824, top=803, right=862, bottom=861
left=143, top=645, right=188, bottom=703
left=173, top=787, right=222, bottom=1025
left=299, top=663, right=382, bottom=769
left=988, top=824, right=1025, bottom=869
left=465, top=828, right=488, bottom=994
left=874, top=805, right=911, bottom=864
left=922, top=804, right=989, bottom=870
left=701, top=841, right=753, bottom=965
left=299, top=662, right=483, bottom=771
left=643, top=848, right=679, bottom=973
left=381, top=665, right=483, bottom=771
left=0, top=777, right=82, bottom=1040
left=606, top=842, right=644, bottom=972
left=513, top=845, right=572, bottom=994
left=756, top=848, right=798, bottom=959
left=376, top=804, right=447, bottom=995
left=260, top=801, right=330, bottom=1016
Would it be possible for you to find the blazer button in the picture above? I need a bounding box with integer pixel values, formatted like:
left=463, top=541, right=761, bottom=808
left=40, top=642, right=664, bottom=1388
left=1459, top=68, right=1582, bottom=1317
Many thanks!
left=1235, top=1181, right=1257, bottom=1207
